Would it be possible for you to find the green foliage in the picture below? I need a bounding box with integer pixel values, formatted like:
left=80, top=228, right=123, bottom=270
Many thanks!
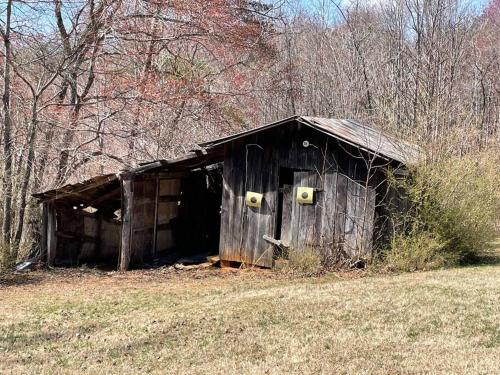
left=384, top=152, right=499, bottom=271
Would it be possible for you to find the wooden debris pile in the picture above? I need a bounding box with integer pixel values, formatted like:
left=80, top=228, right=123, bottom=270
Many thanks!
left=173, top=254, right=220, bottom=270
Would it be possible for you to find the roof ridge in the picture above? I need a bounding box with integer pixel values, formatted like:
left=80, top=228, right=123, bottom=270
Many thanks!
left=200, top=115, right=421, bottom=164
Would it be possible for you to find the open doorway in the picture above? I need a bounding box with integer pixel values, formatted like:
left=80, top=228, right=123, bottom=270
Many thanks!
left=276, top=167, right=297, bottom=248
left=174, top=166, right=223, bottom=258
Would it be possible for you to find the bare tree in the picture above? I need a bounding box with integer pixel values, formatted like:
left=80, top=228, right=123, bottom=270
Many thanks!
left=9, top=42, right=65, bottom=257
left=1, top=0, right=13, bottom=264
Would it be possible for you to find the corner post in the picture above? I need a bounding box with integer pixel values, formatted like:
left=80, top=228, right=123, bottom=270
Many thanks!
left=118, top=171, right=134, bottom=271
left=46, top=202, right=57, bottom=266
left=152, top=175, right=159, bottom=256
left=40, top=202, right=48, bottom=264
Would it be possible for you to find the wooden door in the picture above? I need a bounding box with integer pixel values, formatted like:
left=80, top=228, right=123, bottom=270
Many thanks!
left=278, top=170, right=376, bottom=257
left=289, top=171, right=320, bottom=250
left=279, top=184, right=293, bottom=247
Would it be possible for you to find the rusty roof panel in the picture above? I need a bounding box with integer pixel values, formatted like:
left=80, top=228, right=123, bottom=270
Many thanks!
left=200, top=115, right=421, bottom=164
left=33, top=148, right=225, bottom=203
left=33, top=174, right=118, bottom=203
left=301, top=117, right=421, bottom=163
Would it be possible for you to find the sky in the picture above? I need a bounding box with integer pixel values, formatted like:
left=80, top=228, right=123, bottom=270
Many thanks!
left=296, top=0, right=490, bottom=12
left=284, top=0, right=492, bottom=25
left=0, top=0, right=492, bottom=33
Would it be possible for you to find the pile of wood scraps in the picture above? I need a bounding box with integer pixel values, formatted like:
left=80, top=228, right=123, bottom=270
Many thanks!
left=173, top=254, right=220, bottom=270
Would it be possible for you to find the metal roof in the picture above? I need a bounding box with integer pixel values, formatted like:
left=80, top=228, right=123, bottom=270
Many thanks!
left=34, top=116, right=420, bottom=203
left=33, top=148, right=224, bottom=203
left=32, top=174, right=118, bottom=204
left=200, top=115, right=421, bottom=164
left=129, top=147, right=224, bottom=174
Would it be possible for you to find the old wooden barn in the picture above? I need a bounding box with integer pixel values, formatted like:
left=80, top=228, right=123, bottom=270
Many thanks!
left=34, top=116, right=419, bottom=270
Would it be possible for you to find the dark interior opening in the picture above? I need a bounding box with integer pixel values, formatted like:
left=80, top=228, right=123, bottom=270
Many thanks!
left=49, top=164, right=224, bottom=270
left=129, top=165, right=223, bottom=268
left=173, top=165, right=223, bottom=259
left=275, top=167, right=299, bottom=241
left=52, top=181, right=123, bottom=269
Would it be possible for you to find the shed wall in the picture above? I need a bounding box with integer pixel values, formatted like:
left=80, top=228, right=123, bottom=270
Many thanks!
left=219, top=122, right=379, bottom=267
left=122, top=169, right=222, bottom=268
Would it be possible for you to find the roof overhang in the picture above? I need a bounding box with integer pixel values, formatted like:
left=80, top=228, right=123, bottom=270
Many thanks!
left=32, top=174, right=119, bottom=205
left=33, top=147, right=224, bottom=204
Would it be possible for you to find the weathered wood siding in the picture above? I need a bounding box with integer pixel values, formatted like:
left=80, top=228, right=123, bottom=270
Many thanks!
left=130, top=178, right=157, bottom=263
left=124, top=176, right=181, bottom=265
left=156, top=178, right=181, bottom=253
left=219, top=122, right=377, bottom=267
left=120, top=170, right=221, bottom=269
left=50, top=205, right=120, bottom=266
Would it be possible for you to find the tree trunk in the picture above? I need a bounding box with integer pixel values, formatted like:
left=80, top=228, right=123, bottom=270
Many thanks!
left=12, top=104, right=38, bottom=257
left=2, top=0, right=13, bottom=263
left=56, top=103, right=81, bottom=184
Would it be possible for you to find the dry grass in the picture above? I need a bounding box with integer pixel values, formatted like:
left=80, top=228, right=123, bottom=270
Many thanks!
left=1, top=254, right=499, bottom=374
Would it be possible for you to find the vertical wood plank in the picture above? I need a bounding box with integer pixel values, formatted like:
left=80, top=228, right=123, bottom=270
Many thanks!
left=361, top=186, right=376, bottom=256
left=119, top=174, right=133, bottom=271
left=218, top=144, right=232, bottom=258
left=242, top=136, right=262, bottom=264
left=280, top=185, right=293, bottom=247
left=294, top=171, right=319, bottom=250
left=344, top=178, right=358, bottom=257
left=320, top=172, right=337, bottom=251
left=257, top=137, right=278, bottom=267
left=287, top=124, right=298, bottom=168
left=40, top=202, right=48, bottom=264
left=46, top=203, right=57, bottom=266
left=304, top=172, right=319, bottom=247
left=334, top=173, right=348, bottom=253
left=290, top=172, right=301, bottom=249
left=232, top=141, right=246, bottom=261
left=219, top=141, right=246, bottom=263
left=152, top=176, right=159, bottom=256
left=316, top=138, right=338, bottom=255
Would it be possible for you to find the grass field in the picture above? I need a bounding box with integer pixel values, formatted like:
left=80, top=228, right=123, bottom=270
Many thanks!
left=1, top=253, right=499, bottom=374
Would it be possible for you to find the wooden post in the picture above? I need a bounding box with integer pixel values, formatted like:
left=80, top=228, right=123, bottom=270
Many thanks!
left=118, top=172, right=134, bottom=271
left=40, top=202, right=48, bottom=264
left=46, top=203, right=57, bottom=266
left=152, top=176, right=159, bottom=256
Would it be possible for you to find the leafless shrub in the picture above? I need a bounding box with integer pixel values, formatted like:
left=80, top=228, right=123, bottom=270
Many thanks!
left=383, top=151, right=500, bottom=271
left=275, top=247, right=323, bottom=276
left=275, top=243, right=367, bottom=276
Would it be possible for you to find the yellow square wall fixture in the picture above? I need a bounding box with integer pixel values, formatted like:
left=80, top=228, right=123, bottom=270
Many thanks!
left=297, top=187, right=314, bottom=204
left=245, top=191, right=263, bottom=208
